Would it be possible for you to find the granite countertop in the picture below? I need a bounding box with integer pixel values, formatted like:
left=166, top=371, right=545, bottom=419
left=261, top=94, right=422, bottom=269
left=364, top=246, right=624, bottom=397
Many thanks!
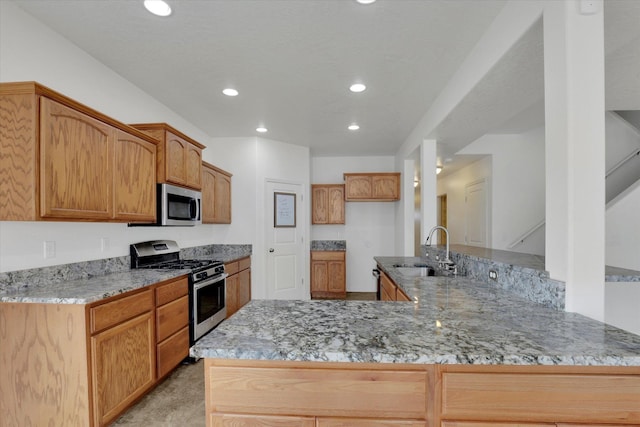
left=0, top=245, right=252, bottom=304
left=0, top=269, right=189, bottom=304
left=191, top=256, right=640, bottom=366
left=311, top=240, right=346, bottom=251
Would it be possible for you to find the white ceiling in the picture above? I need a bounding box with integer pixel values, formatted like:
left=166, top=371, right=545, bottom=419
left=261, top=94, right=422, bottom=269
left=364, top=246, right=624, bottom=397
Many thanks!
left=10, top=0, right=640, bottom=163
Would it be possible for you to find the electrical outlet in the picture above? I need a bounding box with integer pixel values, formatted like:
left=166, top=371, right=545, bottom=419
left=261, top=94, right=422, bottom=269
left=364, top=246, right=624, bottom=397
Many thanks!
left=489, top=270, right=498, bottom=281
left=44, top=240, right=56, bottom=259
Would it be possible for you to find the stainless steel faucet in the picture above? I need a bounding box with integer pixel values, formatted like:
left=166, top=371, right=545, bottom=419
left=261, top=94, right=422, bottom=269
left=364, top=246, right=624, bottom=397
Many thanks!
left=425, top=226, right=454, bottom=270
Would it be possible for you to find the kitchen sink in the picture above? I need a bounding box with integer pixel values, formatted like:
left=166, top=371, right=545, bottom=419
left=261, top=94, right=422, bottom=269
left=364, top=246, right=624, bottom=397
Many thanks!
left=393, top=264, right=436, bottom=277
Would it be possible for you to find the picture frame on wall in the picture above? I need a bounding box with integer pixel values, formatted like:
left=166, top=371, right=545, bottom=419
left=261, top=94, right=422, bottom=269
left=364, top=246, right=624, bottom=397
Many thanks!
left=274, top=192, right=296, bottom=227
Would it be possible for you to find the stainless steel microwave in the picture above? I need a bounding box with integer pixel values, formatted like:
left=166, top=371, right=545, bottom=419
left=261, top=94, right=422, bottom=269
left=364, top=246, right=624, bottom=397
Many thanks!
left=157, top=183, right=201, bottom=226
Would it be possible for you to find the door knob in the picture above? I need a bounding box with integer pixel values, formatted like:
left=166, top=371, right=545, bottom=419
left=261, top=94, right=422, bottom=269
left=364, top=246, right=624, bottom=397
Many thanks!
left=269, top=248, right=275, bottom=253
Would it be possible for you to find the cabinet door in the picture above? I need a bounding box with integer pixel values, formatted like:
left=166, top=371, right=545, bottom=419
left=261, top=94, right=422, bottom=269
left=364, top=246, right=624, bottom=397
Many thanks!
left=157, top=326, right=189, bottom=379
left=344, top=175, right=372, bottom=200
left=165, top=131, right=187, bottom=185
left=40, top=97, right=113, bottom=219
left=186, top=143, right=202, bottom=189
left=91, top=311, right=155, bottom=426
left=372, top=174, right=400, bottom=200
left=238, top=268, right=251, bottom=309
left=327, top=259, right=345, bottom=293
left=113, top=129, right=156, bottom=221
left=380, top=273, right=397, bottom=301
left=312, top=185, right=328, bottom=224
left=311, top=260, right=328, bottom=293
left=226, top=274, right=239, bottom=318
left=202, top=165, right=217, bottom=223
left=327, top=185, right=345, bottom=223
left=214, top=170, right=232, bottom=223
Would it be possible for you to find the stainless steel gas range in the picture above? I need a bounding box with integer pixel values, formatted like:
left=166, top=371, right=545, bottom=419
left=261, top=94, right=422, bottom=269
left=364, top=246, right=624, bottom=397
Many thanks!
left=130, top=240, right=227, bottom=344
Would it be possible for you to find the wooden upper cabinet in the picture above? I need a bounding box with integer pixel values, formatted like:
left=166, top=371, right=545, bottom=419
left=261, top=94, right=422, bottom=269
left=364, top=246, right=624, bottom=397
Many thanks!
left=40, top=97, right=113, bottom=219
left=312, top=184, right=345, bottom=224
left=131, top=123, right=205, bottom=190
left=202, top=161, right=232, bottom=224
left=344, top=173, right=400, bottom=201
left=113, top=129, right=156, bottom=222
left=0, top=82, right=159, bottom=222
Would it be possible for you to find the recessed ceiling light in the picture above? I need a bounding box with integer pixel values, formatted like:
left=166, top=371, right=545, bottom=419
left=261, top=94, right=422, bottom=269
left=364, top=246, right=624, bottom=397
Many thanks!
left=256, top=127, right=268, bottom=133
left=356, top=0, right=377, bottom=4
left=222, top=88, right=238, bottom=97
left=348, top=124, right=360, bottom=131
left=349, top=83, right=366, bottom=93
left=144, top=0, right=172, bottom=16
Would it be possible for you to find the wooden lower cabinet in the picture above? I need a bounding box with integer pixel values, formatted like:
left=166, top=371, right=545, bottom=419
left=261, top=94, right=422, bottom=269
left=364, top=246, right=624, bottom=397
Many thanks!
left=311, top=251, right=346, bottom=299
left=380, top=271, right=411, bottom=301
left=203, top=360, right=640, bottom=427
left=155, top=277, right=190, bottom=379
left=0, top=275, right=191, bottom=427
left=225, top=257, right=252, bottom=318
left=90, top=311, right=155, bottom=426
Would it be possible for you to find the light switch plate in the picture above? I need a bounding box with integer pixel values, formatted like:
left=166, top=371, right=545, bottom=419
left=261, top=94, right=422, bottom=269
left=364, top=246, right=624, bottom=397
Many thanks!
left=44, top=240, right=55, bottom=259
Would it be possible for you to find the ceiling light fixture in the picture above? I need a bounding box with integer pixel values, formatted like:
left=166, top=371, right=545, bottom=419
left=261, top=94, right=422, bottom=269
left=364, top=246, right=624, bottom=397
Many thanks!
left=256, top=127, right=268, bottom=133
left=436, top=166, right=443, bottom=175
left=348, top=124, right=360, bottom=131
left=349, top=83, right=366, bottom=93
left=144, top=0, right=172, bottom=16
left=222, top=88, right=238, bottom=97
left=356, top=0, right=377, bottom=4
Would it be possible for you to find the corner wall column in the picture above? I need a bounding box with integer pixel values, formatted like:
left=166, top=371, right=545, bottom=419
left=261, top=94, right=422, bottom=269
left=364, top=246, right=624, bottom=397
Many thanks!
left=421, top=139, right=438, bottom=245
left=543, top=0, right=606, bottom=320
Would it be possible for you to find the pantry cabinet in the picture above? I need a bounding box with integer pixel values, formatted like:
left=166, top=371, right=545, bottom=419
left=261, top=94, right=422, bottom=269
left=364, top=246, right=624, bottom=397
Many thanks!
left=311, top=184, right=345, bottom=224
left=311, top=251, right=346, bottom=299
left=225, top=257, right=251, bottom=318
left=202, top=161, right=232, bottom=224
left=131, top=122, right=205, bottom=190
left=344, top=172, right=401, bottom=201
left=0, top=82, right=158, bottom=222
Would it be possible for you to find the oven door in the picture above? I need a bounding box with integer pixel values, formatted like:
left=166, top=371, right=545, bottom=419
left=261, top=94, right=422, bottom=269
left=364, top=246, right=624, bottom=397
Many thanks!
left=192, top=273, right=228, bottom=343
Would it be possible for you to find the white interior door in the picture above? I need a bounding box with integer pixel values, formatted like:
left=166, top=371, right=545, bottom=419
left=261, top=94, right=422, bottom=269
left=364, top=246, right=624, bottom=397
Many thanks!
left=465, top=179, right=488, bottom=247
left=266, top=181, right=306, bottom=300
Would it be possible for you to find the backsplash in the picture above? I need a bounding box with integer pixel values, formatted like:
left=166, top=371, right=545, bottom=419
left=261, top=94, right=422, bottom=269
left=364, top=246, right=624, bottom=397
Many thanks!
left=422, top=245, right=566, bottom=310
left=0, top=244, right=252, bottom=294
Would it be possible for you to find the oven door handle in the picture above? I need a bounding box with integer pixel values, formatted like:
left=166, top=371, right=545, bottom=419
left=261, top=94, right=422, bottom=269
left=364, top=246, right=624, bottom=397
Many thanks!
left=193, top=273, right=228, bottom=290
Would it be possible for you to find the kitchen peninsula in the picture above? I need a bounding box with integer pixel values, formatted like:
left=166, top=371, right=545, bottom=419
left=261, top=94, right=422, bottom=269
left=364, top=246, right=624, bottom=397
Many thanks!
left=192, top=257, right=640, bottom=426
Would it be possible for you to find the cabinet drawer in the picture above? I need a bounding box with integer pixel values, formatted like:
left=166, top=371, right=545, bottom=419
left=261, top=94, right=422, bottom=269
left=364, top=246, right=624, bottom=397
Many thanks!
left=157, top=326, right=189, bottom=379
left=155, top=276, right=188, bottom=306
left=226, top=261, right=239, bottom=276
left=90, top=289, right=153, bottom=334
left=311, top=251, right=345, bottom=261
left=207, top=365, right=427, bottom=419
left=319, top=418, right=426, bottom=426
left=210, top=413, right=315, bottom=426
left=238, top=257, right=251, bottom=271
left=156, top=295, right=189, bottom=343
left=441, top=372, right=640, bottom=424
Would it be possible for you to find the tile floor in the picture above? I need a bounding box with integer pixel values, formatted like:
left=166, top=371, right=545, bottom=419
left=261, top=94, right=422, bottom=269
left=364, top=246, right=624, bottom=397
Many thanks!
left=113, top=292, right=377, bottom=425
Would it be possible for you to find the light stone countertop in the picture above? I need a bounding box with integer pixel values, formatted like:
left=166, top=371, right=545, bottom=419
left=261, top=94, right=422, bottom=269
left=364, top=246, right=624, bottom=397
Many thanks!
left=191, top=256, right=640, bottom=366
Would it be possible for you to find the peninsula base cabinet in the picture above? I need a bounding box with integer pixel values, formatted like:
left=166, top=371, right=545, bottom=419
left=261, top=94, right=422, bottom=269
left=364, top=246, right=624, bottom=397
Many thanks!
left=203, top=359, right=640, bottom=427
left=0, top=275, right=190, bottom=427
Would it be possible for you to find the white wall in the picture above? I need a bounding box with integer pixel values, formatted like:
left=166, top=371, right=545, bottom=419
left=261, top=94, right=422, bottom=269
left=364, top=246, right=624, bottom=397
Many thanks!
left=606, top=179, right=640, bottom=271
left=311, top=157, right=396, bottom=293
left=459, top=128, right=546, bottom=253
left=605, top=282, right=640, bottom=336
left=436, top=157, right=492, bottom=246
left=605, top=112, right=640, bottom=203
